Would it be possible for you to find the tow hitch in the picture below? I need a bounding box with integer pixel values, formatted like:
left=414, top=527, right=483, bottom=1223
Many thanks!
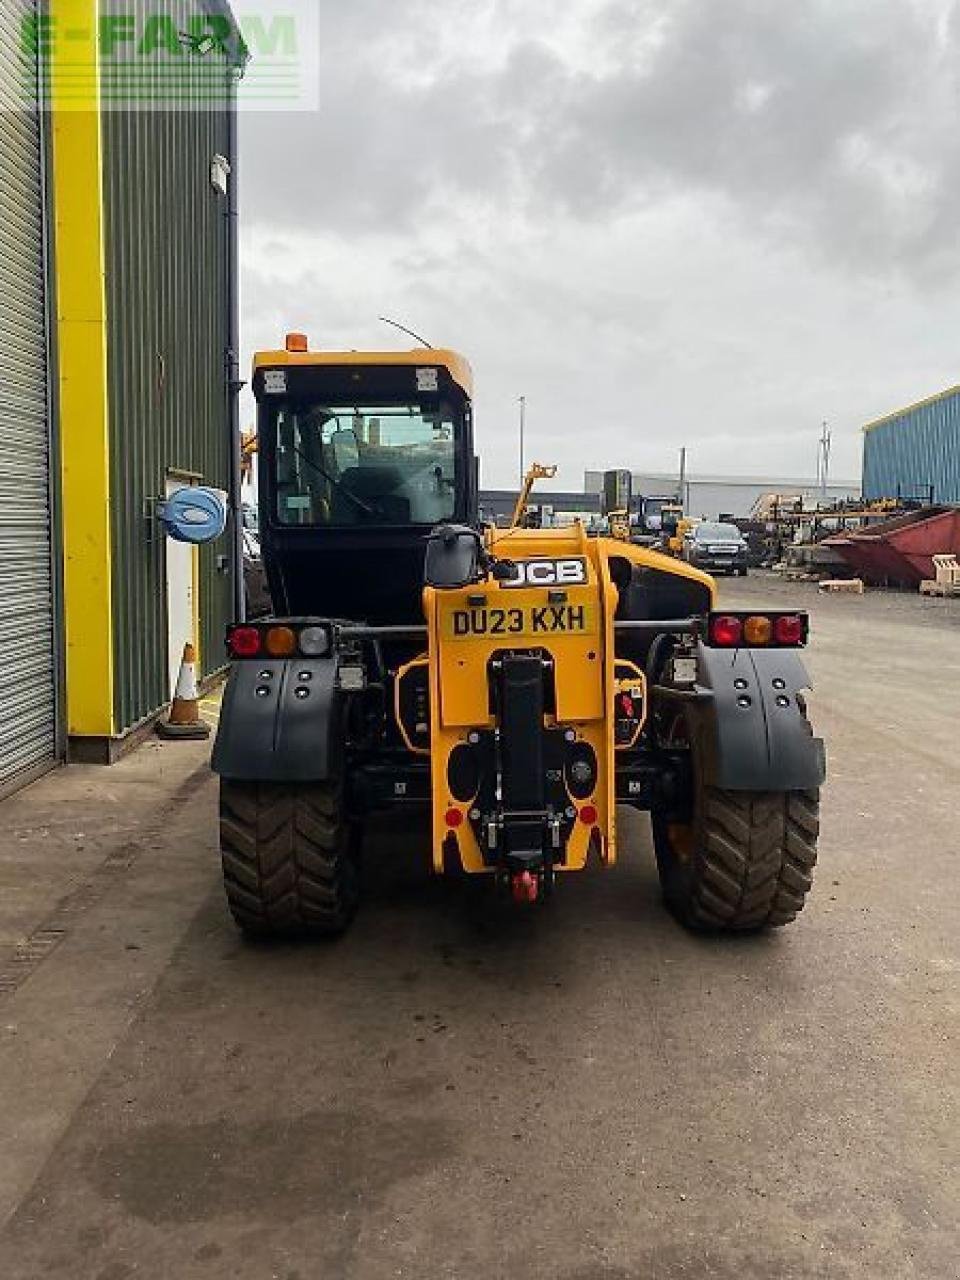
left=511, top=869, right=540, bottom=904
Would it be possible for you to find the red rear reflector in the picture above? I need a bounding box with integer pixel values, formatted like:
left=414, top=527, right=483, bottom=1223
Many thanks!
left=229, top=626, right=261, bottom=657
left=774, top=614, right=806, bottom=645
left=709, top=614, right=743, bottom=647
left=579, top=804, right=598, bottom=825
left=444, top=807, right=464, bottom=828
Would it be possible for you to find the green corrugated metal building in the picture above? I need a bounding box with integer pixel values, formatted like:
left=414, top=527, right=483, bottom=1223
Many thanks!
left=4, top=0, right=246, bottom=777
left=102, top=87, right=237, bottom=740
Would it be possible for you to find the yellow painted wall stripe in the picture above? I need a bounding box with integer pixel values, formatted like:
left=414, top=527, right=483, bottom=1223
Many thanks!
left=49, top=1, right=114, bottom=736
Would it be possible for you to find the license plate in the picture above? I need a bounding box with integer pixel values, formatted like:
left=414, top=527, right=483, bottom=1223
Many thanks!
left=443, top=603, right=597, bottom=640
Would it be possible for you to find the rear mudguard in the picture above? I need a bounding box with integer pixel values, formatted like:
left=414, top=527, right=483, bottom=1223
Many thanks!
left=211, top=657, right=343, bottom=782
left=675, top=643, right=825, bottom=792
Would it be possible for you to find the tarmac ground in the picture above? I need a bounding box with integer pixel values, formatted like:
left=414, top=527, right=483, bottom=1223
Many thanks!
left=0, top=574, right=958, bottom=1279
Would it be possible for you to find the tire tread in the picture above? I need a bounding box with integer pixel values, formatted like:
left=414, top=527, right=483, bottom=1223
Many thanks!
left=219, top=780, right=359, bottom=938
left=657, top=787, right=820, bottom=933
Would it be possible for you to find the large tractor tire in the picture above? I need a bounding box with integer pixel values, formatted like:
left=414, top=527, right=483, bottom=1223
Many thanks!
left=652, top=784, right=820, bottom=932
left=219, top=780, right=360, bottom=939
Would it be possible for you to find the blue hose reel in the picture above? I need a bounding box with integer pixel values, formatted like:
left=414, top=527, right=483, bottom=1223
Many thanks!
left=157, top=486, right=228, bottom=544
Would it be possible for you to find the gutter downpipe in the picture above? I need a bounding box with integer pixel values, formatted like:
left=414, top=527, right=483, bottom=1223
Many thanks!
left=226, top=69, right=244, bottom=622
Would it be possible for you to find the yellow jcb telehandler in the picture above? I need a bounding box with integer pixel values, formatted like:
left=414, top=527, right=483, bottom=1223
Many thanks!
left=212, top=341, right=824, bottom=935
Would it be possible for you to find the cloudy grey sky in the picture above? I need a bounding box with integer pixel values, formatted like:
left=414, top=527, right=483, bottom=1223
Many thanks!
left=239, top=0, right=960, bottom=489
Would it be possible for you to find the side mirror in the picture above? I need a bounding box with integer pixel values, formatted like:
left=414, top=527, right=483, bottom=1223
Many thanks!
left=424, top=524, right=481, bottom=589
left=157, top=486, right=227, bottom=544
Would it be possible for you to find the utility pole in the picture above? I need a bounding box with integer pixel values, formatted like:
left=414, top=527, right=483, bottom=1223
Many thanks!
left=518, top=395, right=526, bottom=487
left=817, top=421, right=832, bottom=501
left=678, top=446, right=687, bottom=511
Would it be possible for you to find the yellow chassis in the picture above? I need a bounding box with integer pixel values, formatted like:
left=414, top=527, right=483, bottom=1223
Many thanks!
left=413, top=524, right=714, bottom=875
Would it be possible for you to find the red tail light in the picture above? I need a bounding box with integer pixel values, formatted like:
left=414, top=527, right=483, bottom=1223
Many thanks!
left=706, top=611, right=808, bottom=648
left=709, top=614, right=743, bottom=647
left=228, top=626, right=261, bottom=657
left=773, top=614, right=807, bottom=645
left=226, top=623, right=335, bottom=659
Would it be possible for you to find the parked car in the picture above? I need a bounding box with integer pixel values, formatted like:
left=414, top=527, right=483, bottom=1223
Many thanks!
left=682, top=521, right=749, bottom=575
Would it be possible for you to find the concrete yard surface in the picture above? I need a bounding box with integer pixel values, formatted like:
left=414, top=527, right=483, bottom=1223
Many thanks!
left=0, top=576, right=957, bottom=1279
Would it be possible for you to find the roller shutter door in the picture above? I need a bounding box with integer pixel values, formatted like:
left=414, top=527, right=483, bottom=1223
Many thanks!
left=0, top=1, right=59, bottom=792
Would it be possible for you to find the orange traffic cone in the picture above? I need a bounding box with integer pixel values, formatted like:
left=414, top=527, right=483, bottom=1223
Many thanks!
left=158, top=642, right=210, bottom=739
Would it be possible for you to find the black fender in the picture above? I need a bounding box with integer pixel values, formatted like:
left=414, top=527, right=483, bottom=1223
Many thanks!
left=679, top=643, right=825, bottom=792
left=211, top=657, right=344, bottom=782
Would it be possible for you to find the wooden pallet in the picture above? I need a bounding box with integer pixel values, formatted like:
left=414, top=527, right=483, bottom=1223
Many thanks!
left=818, top=578, right=865, bottom=594
left=919, top=579, right=960, bottom=597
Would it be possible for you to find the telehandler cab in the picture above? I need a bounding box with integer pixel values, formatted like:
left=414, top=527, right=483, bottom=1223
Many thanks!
left=212, top=340, right=824, bottom=936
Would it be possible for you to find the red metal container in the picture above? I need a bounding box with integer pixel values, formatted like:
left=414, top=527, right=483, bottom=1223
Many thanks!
left=822, top=506, right=960, bottom=585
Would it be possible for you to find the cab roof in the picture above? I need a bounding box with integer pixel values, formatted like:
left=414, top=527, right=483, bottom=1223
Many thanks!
left=252, top=347, right=473, bottom=399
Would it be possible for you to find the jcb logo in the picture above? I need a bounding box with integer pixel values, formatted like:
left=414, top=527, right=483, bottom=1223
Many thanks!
left=501, top=558, right=587, bottom=588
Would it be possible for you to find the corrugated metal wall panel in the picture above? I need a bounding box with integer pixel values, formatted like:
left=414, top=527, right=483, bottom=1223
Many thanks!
left=101, top=0, right=235, bottom=734
left=0, top=0, right=59, bottom=789
left=862, top=392, right=960, bottom=504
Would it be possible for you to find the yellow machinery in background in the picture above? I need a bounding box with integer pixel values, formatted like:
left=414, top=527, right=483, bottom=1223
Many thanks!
left=666, top=514, right=698, bottom=556
left=510, top=463, right=557, bottom=528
